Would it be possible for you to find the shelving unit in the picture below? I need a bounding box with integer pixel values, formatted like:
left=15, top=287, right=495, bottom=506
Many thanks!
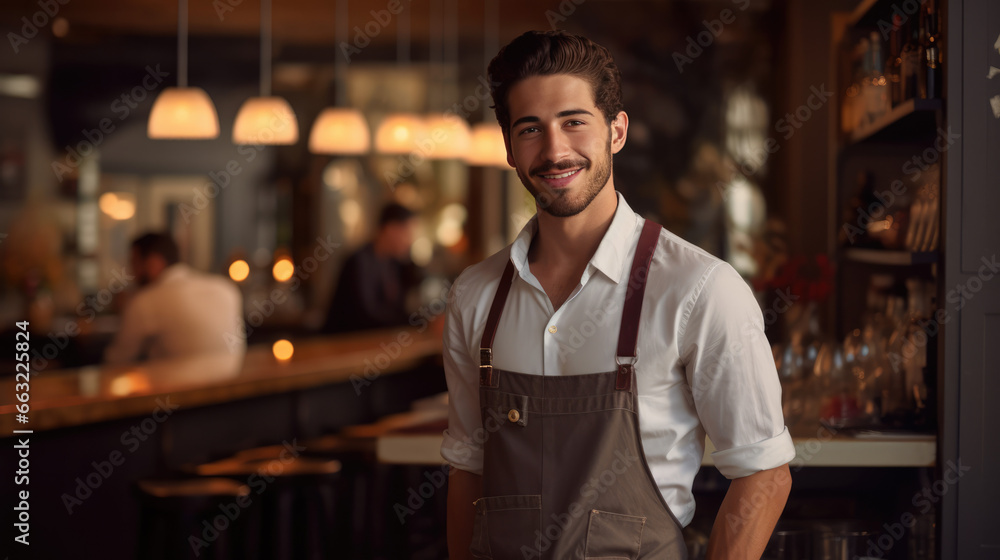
left=843, top=248, right=939, bottom=266
left=822, top=0, right=950, bottom=555
left=847, top=98, right=943, bottom=143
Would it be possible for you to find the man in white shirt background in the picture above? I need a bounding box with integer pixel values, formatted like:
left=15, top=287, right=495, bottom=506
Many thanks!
left=103, top=232, right=245, bottom=369
left=442, top=30, right=794, bottom=559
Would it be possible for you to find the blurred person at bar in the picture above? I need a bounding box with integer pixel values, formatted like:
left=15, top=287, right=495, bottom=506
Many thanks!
left=322, top=202, right=422, bottom=334
left=103, top=232, right=245, bottom=365
left=442, top=31, right=793, bottom=560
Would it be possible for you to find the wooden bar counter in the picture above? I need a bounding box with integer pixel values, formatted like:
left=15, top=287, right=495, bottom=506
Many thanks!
left=0, top=327, right=446, bottom=560
left=1, top=328, right=443, bottom=433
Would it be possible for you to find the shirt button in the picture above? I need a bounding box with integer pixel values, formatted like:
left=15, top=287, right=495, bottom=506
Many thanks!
left=548, top=326, right=557, bottom=333
left=508, top=409, right=520, bottom=423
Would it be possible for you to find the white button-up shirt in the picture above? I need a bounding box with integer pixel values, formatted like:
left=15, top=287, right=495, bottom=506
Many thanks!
left=441, top=192, right=794, bottom=526
left=104, top=264, right=245, bottom=365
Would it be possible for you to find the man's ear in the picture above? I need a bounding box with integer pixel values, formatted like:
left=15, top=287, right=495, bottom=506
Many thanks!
left=610, top=111, right=629, bottom=155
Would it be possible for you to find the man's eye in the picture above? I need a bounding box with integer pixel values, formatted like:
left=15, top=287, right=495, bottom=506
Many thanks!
left=518, top=126, right=539, bottom=135
left=566, top=120, right=585, bottom=127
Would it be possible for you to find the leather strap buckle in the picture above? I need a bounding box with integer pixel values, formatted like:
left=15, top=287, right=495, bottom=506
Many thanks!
left=479, top=348, right=496, bottom=387
left=615, top=355, right=636, bottom=391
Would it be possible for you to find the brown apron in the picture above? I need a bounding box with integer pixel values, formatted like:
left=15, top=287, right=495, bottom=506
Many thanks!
left=471, top=219, right=688, bottom=559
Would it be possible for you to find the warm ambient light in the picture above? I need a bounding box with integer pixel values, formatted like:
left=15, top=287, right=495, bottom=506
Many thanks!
left=228, top=259, right=250, bottom=282
left=148, top=87, right=220, bottom=139
left=374, top=113, right=426, bottom=154
left=435, top=203, right=467, bottom=247
left=423, top=114, right=471, bottom=159
left=233, top=97, right=299, bottom=145
left=272, top=339, right=294, bottom=361
left=272, top=258, right=294, bottom=282
left=109, top=372, right=152, bottom=397
left=309, top=108, right=371, bottom=154
left=98, top=192, right=136, bottom=221
left=465, top=123, right=510, bottom=167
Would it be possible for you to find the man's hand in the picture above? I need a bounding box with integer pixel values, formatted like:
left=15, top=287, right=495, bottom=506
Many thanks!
left=447, top=467, right=483, bottom=560
left=706, top=463, right=792, bottom=560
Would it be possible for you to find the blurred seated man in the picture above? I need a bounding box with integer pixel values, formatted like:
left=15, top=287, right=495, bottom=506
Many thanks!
left=322, top=203, right=422, bottom=334
left=104, top=233, right=246, bottom=366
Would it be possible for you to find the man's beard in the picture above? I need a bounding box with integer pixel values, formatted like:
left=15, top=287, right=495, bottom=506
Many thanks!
left=516, top=135, right=613, bottom=218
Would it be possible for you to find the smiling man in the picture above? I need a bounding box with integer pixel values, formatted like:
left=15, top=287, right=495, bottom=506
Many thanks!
left=441, top=30, right=794, bottom=559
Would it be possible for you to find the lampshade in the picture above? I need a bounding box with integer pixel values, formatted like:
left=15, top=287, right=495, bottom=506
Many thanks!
left=148, top=87, right=220, bottom=139
left=374, top=113, right=426, bottom=155
left=146, top=0, right=219, bottom=140
left=423, top=113, right=471, bottom=159
left=465, top=122, right=510, bottom=167
left=232, top=96, right=299, bottom=145
left=309, top=108, right=370, bottom=154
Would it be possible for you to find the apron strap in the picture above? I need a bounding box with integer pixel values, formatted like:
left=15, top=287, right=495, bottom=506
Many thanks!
left=479, top=258, right=516, bottom=387
left=615, top=219, right=662, bottom=391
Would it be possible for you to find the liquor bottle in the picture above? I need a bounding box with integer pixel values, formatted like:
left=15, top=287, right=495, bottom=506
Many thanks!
left=900, top=20, right=923, bottom=101
left=866, top=32, right=889, bottom=121
left=920, top=0, right=942, bottom=99
left=886, top=14, right=905, bottom=106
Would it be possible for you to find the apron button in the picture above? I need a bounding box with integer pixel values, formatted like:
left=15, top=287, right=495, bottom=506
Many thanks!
left=507, top=409, right=520, bottom=423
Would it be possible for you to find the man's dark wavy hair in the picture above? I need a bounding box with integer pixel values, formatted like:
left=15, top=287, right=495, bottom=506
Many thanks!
left=487, top=30, right=624, bottom=134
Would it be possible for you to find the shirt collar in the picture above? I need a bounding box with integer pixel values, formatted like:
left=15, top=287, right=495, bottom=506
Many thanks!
left=509, top=191, right=639, bottom=285
left=156, top=263, right=190, bottom=284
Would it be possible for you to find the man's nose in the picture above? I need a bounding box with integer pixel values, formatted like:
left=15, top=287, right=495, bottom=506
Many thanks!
left=539, top=128, right=571, bottom=163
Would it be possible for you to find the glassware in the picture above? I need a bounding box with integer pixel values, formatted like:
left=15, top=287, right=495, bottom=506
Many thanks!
left=817, top=530, right=880, bottom=560
left=763, top=530, right=812, bottom=560
left=908, top=512, right=936, bottom=560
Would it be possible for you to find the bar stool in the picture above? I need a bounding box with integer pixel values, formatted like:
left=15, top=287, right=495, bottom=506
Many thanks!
left=195, top=448, right=344, bottom=560
left=135, top=477, right=255, bottom=560
left=298, top=433, right=380, bottom=558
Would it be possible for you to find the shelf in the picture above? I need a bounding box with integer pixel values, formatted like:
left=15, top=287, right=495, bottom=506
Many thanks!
left=846, top=98, right=943, bottom=145
left=843, top=248, right=939, bottom=265
left=375, top=431, right=936, bottom=468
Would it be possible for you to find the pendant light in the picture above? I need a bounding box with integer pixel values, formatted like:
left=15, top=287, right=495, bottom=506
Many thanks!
left=147, top=0, right=220, bottom=139
left=374, top=2, right=424, bottom=154
left=308, top=0, right=370, bottom=154
left=233, top=0, right=298, bottom=145
left=375, top=113, right=427, bottom=154
left=466, top=122, right=508, bottom=167
left=424, top=0, right=470, bottom=160
left=464, top=0, right=510, bottom=168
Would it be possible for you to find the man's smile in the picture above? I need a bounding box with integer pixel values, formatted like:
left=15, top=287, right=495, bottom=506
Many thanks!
left=539, top=168, right=582, bottom=180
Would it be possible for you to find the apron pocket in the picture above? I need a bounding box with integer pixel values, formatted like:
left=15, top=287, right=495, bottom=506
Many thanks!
left=584, top=509, right=646, bottom=560
left=470, top=494, right=542, bottom=559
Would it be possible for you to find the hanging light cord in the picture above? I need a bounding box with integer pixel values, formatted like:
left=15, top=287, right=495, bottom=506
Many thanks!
left=178, top=0, right=188, bottom=88
left=261, top=0, right=271, bottom=97
left=397, top=0, right=410, bottom=65
left=335, top=0, right=348, bottom=103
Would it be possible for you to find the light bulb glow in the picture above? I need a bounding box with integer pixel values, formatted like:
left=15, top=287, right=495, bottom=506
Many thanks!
left=233, top=97, right=299, bottom=145
left=229, top=260, right=250, bottom=282
left=148, top=87, right=220, bottom=139
left=272, top=339, right=294, bottom=361
left=272, top=258, right=294, bottom=282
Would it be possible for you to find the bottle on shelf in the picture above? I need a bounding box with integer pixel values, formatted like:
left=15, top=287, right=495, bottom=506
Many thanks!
left=900, top=18, right=924, bottom=102
left=886, top=14, right=905, bottom=107
left=865, top=31, right=889, bottom=122
left=843, top=36, right=870, bottom=134
left=920, top=0, right=942, bottom=99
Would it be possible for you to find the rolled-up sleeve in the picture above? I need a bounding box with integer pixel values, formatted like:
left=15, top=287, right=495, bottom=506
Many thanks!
left=440, top=276, right=485, bottom=474
left=680, top=262, right=795, bottom=479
